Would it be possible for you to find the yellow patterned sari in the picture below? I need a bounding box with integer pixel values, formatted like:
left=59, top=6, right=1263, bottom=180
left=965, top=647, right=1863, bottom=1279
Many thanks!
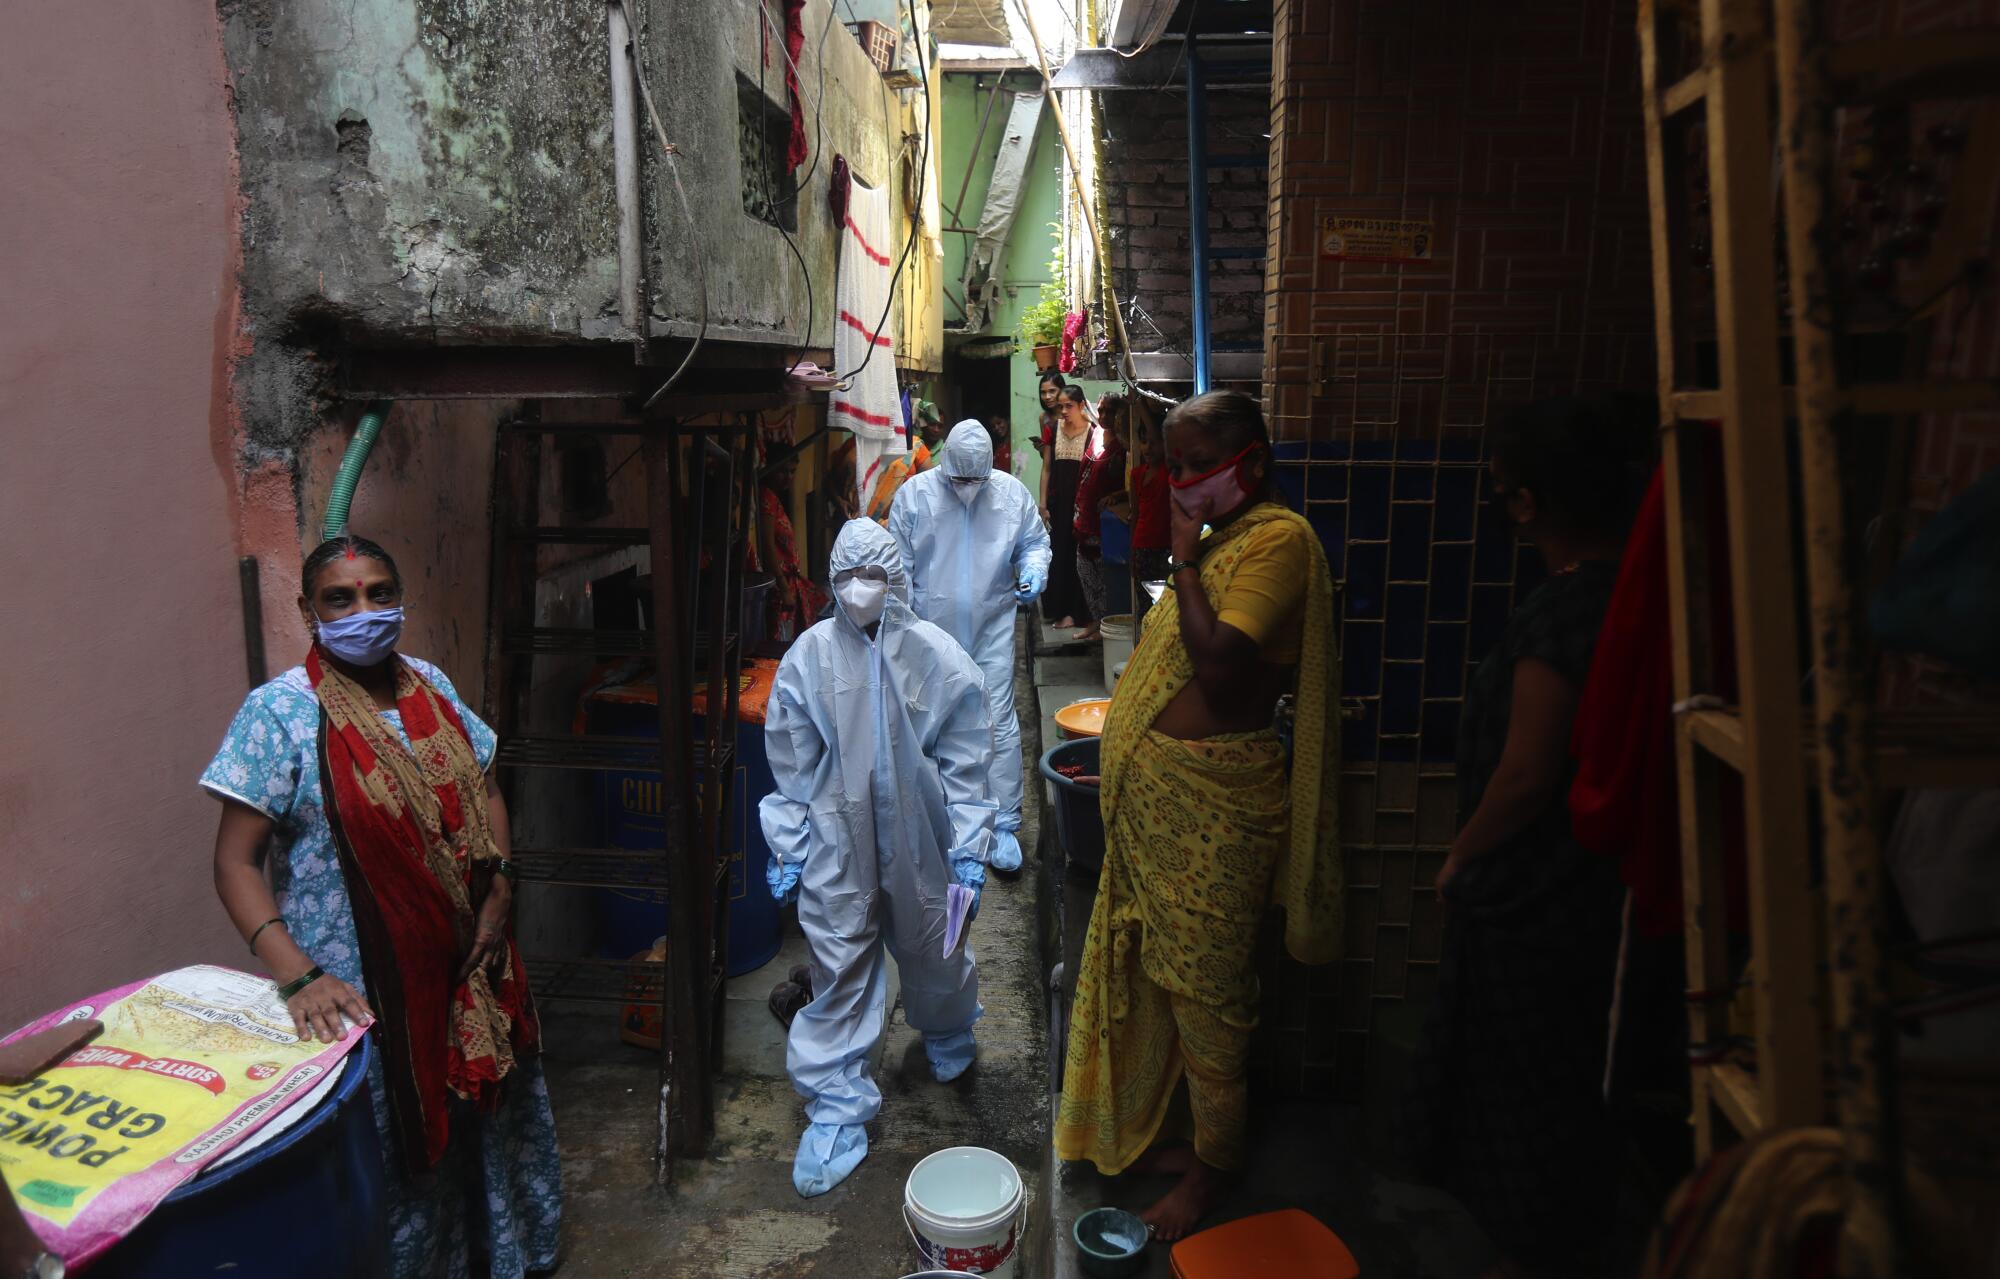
left=1054, top=502, right=1340, bottom=1174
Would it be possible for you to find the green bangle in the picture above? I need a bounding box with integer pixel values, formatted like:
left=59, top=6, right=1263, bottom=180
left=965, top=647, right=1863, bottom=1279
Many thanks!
left=247, top=917, right=286, bottom=954
left=493, top=859, right=517, bottom=881
left=276, top=966, right=325, bottom=1002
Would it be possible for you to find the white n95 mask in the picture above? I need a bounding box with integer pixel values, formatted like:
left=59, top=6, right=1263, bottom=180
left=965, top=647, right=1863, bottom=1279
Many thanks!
left=835, top=577, right=889, bottom=628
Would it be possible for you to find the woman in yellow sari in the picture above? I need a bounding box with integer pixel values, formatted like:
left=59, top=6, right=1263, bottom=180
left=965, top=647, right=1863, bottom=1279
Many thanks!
left=1055, top=390, right=1340, bottom=1239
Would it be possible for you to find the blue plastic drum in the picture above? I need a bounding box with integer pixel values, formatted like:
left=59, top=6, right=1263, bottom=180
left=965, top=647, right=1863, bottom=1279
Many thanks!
left=91, top=1034, right=387, bottom=1278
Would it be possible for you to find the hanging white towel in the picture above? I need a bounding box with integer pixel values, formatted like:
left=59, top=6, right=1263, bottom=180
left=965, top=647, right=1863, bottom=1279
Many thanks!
left=831, top=179, right=905, bottom=510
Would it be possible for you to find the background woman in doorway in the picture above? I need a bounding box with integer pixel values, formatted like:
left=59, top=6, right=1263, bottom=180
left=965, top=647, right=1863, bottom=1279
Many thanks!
left=204, top=535, right=562, bottom=1278
left=1039, top=383, right=1097, bottom=630
left=1071, top=392, right=1130, bottom=641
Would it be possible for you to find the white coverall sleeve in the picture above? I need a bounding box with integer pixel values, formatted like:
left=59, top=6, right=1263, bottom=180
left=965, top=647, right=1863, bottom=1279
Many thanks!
left=758, top=656, right=826, bottom=867
left=1013, top=490, right=1053, bottom=581
left=931, top=658, right=1000, bottom=865
left=886, top=490, right=918, bottom=590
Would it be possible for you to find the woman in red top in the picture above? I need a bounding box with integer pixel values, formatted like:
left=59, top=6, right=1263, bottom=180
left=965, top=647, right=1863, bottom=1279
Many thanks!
left=987, top=414, right=1013, bottom=478
left=1127, top=408, right=1171, bottom=584
left=1071, top=394, right=1129, bottom=640
left=754, top=454, right=828, bottom=641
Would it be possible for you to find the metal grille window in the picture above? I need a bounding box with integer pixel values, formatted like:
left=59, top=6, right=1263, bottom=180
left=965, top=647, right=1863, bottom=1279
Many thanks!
left=735, top=72, right=799, bottom=233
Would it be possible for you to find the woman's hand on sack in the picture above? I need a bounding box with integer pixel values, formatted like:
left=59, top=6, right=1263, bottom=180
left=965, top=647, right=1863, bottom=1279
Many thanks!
left=283, top=965, right=371, bottom=1044
left=458, top=876, right=514, bottom=983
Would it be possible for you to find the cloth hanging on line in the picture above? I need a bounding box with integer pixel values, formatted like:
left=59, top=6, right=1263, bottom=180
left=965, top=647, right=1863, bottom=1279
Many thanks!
left=781, top=0, right=807, bottom=170
left=1568, top=450, right=1748, bottom=939
left=830, top=178, right=905, bottom=513
left=1059, top=308, right=1088, bottom=374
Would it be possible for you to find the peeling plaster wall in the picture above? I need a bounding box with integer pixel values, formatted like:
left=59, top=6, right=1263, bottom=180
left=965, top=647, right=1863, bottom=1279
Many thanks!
left=0, top=3, right=245, bottom=1030
left=220, top=0, right=624, bottom=343
left=218, top=0, right=929, bottom=354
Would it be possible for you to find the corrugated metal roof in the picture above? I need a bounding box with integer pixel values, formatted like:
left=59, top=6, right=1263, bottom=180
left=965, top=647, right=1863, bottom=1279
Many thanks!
left=932, top=0, right=1014, bottom=47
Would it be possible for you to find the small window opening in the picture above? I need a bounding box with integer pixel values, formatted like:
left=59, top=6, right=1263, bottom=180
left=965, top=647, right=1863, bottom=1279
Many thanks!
left=736, top=71, right=798, bottom=232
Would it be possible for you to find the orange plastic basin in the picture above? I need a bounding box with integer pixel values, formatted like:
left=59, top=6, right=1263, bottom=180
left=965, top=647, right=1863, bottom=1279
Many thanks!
left=1054, top=697, right=1110, bottom=739
left=1170, top=1209, right=1359, bottom=1279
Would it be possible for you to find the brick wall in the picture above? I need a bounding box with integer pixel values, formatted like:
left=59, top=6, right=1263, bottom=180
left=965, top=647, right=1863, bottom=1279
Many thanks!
left=1101, top=84, right=1271, bottom=360
left=1251, top=0, right=1656, bottom=1102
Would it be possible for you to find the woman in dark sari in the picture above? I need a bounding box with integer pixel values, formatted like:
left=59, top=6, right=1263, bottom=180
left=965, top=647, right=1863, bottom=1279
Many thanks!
left=1403, top=399, right=1647, bottom=1279
left=1039, top=383, right=1096, bottom=629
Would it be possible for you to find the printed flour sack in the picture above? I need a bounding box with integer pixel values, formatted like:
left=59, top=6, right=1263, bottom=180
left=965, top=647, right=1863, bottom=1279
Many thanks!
left=0, top=965, right=369, bottom=1268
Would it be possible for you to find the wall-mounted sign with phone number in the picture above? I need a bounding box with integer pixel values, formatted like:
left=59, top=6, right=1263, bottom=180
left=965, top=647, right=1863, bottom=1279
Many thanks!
left=1319, top=215, right=1434, bottom=265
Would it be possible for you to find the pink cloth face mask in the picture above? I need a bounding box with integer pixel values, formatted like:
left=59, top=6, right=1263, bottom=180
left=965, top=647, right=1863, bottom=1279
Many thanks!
left=1168, top=443, right=1258, bottom=519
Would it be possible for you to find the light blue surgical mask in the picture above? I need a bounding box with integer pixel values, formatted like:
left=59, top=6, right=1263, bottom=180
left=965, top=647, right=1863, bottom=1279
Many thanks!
left=315, top=606, right=404, bottom=666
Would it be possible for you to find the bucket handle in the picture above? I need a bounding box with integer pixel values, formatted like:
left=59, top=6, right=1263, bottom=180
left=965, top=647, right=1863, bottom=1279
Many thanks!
left=903, top=1204, right=941, bottom=1268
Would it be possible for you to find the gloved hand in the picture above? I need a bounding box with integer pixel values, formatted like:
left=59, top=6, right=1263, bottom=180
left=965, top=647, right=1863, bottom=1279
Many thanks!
left=1013, top=565, right=1047, bottom=605
left=951, top=856, right=986, bottom=920
left=767, top=856, right=803, bottom=904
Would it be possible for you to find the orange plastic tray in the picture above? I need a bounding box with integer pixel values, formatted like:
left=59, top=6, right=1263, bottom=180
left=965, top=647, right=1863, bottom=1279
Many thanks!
left=1169, top=1209, right=1359, bottom=1279
left=1054, top=697, right=1110, bottom=739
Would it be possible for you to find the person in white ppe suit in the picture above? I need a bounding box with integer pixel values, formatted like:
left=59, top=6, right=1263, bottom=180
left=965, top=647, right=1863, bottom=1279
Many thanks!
left=760, top=518, right=998, bottom=1198
left=887, top=420, right=1052, bottom=872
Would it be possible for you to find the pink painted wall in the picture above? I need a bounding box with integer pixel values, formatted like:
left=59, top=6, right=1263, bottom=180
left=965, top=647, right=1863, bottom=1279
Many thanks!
left=0, top=4, right=247, bottom=1031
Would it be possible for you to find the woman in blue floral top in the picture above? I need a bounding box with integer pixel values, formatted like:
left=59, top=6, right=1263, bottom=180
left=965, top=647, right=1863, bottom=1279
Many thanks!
left=202, top=535, right=561, bottom=1278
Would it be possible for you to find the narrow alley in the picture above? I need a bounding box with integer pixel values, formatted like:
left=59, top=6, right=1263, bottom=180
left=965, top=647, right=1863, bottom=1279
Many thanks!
left=6, top=1, right=2000, bottom=1278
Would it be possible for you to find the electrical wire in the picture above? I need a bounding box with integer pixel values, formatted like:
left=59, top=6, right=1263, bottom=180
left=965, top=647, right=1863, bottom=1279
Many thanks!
left=762, top=0, right=839, bottom=202
left=832, top=0, right=933, bottom=385
left=618, top=0, right=710, bottom=411
left=1009, top=0, right=1177, bottom=407
left=753, top=0, right=829, bottom=376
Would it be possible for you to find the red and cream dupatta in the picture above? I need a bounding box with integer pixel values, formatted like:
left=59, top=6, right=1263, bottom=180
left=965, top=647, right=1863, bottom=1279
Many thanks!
left=308, top=648, right=539, bottom=1176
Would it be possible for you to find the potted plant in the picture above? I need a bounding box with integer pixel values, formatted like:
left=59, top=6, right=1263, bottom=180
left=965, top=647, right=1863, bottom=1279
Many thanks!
left=1017, top=234, right=1067, bottom=371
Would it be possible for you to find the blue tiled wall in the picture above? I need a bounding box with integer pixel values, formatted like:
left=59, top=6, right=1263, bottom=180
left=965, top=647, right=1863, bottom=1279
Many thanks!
left=1278, top=437, right=1545, bottom=769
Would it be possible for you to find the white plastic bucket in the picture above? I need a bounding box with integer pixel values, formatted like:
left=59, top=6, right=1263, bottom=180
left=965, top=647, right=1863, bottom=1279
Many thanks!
left=903, top=1146, right=1025, bottom=1277
left=1099, top=613, right=1135, bottom=694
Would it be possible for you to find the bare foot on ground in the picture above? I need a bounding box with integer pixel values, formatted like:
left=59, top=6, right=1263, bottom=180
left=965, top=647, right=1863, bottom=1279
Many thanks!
left=1126, top=1143, right=1195, bottom=1176
left=1139, top=1155, right=1227, bottom=1242
left=1074, top=626, right=1101, bottom=641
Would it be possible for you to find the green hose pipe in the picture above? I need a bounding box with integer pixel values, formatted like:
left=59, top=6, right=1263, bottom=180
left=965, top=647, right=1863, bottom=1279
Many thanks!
left=322, top=402, right=391, bottom=542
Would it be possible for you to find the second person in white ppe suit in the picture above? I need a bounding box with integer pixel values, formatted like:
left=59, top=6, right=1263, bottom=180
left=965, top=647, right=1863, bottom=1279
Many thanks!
left=760, top=519, right=999, bottom=1198
left=887, top=420, right=1052, bottom=872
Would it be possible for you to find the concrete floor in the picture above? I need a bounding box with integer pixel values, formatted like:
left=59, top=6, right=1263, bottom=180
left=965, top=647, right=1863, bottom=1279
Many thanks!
left=538, top=620, right=1052, bottom=1276
left=535, top=612, right=1497, bottom=1277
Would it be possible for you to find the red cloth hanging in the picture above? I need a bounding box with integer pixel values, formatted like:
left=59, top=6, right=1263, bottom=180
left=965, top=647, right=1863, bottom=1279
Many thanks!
left=783, top=0, right=808, bottom=170
left=1058, top=308, right=1087, bottom=374
left=1568, top=439, right=1747, bottom=939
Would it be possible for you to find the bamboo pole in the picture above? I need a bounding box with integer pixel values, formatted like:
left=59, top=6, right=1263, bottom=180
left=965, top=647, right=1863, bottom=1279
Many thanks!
left=1012, top=0, right=1158, bottom=400
left=1772, top=1, right=1898, bottom=1272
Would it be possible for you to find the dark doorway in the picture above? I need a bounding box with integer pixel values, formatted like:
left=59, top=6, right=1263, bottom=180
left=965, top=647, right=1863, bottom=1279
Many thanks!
left=944, top=347, right=1010, bottom=426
